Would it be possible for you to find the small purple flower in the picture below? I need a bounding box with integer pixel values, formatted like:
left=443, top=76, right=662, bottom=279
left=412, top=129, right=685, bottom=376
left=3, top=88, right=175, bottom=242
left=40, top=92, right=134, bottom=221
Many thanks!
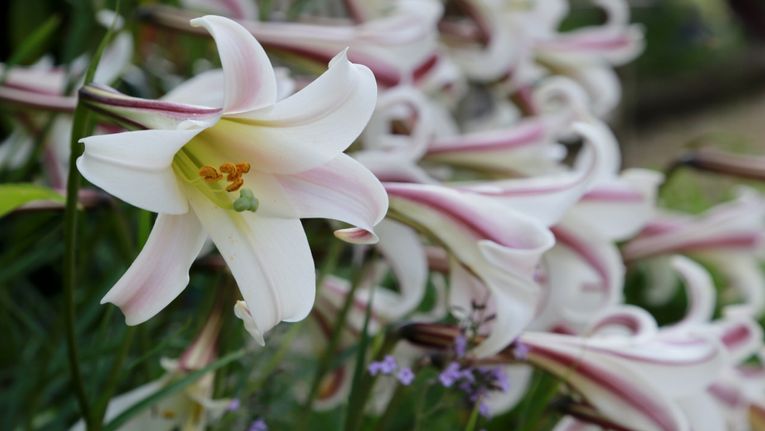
left=380, top=355, right=398, bottom=373
left=454, top=335, right=467, bottom=358
left=396, top=367, right=415, bottom=385
left=226, top=398, right=240, bottom=411
left=249, top=418, right=268, bottom=431
left=368, top=355, right=398, bottom=376
left=512, top=341, right=529, bottom=360
left=368, top=362, right=383, bottom=376
left=439, top=362, right=462, bottom=387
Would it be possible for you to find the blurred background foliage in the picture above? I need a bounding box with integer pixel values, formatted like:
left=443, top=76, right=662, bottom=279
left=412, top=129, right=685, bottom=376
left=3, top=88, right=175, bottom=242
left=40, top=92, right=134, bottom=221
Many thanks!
left=1, top=0, right=765, bottom=430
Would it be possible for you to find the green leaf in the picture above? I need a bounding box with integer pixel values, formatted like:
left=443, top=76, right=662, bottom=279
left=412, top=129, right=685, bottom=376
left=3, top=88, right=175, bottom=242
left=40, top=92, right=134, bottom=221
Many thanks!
left=2, top=14, right=60, bottom=74
left=102, top=349, right=248, bottom=431
left=0, top=184, right=64, bottom=217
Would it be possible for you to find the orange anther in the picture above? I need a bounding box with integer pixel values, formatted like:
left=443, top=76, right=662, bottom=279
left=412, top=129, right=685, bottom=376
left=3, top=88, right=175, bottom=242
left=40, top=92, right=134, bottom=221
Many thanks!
left=198, top=165, right=222, bottom=182
left=226, top=177, right=245, bottom=192
left=236, top=162, right=251, bottom=174
left=219, top=163, right=237, bottom=175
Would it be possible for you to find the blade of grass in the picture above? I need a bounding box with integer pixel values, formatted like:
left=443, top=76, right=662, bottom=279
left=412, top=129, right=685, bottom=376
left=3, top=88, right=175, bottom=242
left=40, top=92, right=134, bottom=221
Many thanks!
left=0, top=15, right=60, bottom=82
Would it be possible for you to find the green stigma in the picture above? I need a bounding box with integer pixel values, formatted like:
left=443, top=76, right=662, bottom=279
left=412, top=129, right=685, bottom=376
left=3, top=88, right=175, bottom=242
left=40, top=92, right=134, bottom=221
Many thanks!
left=233, top=188, right=259, bottom=213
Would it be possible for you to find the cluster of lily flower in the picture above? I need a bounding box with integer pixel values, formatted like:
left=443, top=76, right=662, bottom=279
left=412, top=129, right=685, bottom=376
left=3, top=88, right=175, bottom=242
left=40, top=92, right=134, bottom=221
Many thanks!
left=3, top=0, right=765, bottom=430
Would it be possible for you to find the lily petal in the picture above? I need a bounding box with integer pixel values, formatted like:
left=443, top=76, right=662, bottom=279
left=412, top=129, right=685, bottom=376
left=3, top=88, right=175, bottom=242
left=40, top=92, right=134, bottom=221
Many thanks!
left=568, top=168, right=662, bottom=241
left=217, top=50, right=377, bottom=174
left=162, top=69, right=225, bottom=108
left=102, top=212, right=207, bottom=325
left=187, top=187, right=315, bottom=341
left=273, top=153, right=388, bottom=244
left=457, top=119, right=620, bottom=227
left=77, top=129, right=201, bottom=214
left=191, top=15, right=278, bottom=114
left=671, top=256, right=715, bottom=327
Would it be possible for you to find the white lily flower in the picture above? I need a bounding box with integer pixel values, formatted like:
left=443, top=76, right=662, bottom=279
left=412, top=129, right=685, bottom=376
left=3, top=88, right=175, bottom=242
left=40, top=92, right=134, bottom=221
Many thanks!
left=520, top=305, right=728, bottom=431
left=76, top=16, right=387, bottom=342
left=624, top=188, right=765, bottom=317
left=386, top=182, right=555, bottom=356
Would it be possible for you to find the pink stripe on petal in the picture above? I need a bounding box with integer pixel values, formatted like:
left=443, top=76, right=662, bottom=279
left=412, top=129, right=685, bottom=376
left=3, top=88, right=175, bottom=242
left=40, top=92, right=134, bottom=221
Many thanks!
left=191, top=15, right=278, bottom=114
left=551, top=227, right=611, bottom=295
left=427, top=119, right=545, bottom=155
left=538, top=33, right=633, bottom=52
left=334, top=227, right=378, bottom=244
left=0, top=86, right=76, bottom=111
left=102, top=212, right=207, bottom=325
left=81, top=84, right=221, bottom=120
left=526, top=344, right=680, bottom=431
left=580, top=187, right=645, bottom=202
left=387, top=183, right=526, bottom=248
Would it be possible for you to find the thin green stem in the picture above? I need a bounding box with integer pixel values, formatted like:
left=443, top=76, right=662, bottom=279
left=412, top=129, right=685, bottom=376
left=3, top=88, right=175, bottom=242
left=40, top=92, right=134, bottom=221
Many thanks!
left=62, top=6, right=121, bottom=429
left=464, top=399, right=481, bottom=431
left=63, top=103, right=94, bottom=430
left=299, top=259, right=366, bottom=425
left=343, top=288, right=375, bottom=431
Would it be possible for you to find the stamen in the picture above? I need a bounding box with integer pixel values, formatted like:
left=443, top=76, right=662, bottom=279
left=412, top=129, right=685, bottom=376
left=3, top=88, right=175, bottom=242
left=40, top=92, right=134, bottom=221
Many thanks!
left=219, top=162, right=237, bottom=179
left=218, top=161, right=250, bottom=191
left=236, top=162, right=251, bottom=174
left=198, top=165, right=222, bottom=182
left=226, top=177, right=245, bottom=192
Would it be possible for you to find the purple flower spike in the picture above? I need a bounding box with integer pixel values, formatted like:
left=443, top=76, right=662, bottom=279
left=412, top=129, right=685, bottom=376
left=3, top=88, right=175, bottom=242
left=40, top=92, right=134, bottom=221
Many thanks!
left=439, top=362, right=462, bottom=387
left=249, top=418, right=268, bottom=431
left=397, top=367, right=415, bottom=385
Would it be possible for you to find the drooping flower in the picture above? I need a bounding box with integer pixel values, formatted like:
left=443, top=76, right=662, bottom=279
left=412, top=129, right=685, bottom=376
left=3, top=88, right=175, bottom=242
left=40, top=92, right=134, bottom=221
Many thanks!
left=385, top=182, right=555, bottom=356
left=624, top=188, right=765, bottom=317
left=77, top=16, right=387, bottom=341
left=441, top=0, right=643, bottom=116
left=70, top=312, right=229, bottom=431
left=143, top=0, right=461, bottom=95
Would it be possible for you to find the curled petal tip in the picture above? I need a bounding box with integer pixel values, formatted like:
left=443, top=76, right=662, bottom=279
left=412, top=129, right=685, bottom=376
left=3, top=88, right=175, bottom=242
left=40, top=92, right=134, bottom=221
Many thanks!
left=334, top=227, right=379, bottom=245
left=331, top=47, right=351, bottom=66
left=234, top=301, right=266, bottom=346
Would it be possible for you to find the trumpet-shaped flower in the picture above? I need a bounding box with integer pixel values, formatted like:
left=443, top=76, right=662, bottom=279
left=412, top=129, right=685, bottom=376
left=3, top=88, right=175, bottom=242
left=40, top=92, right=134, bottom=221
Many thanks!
left=624, top=189, right=765, bottom=317
left=77, top=16, right=387, bottom=341
left=519, top=306, right=728, bottom=431
left=386, top=182, right=555, bottom=356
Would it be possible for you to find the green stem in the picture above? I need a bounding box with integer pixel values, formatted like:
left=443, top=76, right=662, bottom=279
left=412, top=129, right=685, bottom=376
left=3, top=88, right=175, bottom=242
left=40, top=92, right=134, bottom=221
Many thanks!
left=343, top=331, right=399, bottom=431
left=464, top=399, right=481, bottom=431
left=62, top=6, right=121, bottom=429
left=63, top=103, right=94, bottom=430
left=299, top=259, right=366, bottom=425
left=343, top=288, right=375, bottom=431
